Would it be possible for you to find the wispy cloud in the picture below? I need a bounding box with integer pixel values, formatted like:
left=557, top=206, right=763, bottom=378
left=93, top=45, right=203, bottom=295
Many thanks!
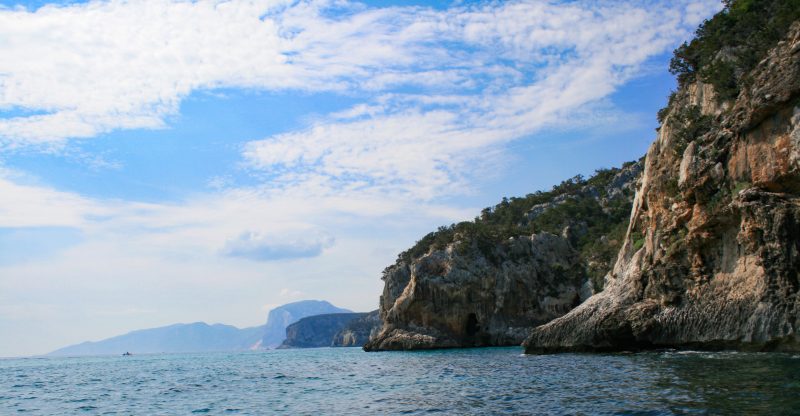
left=221, top=230, right=334, bottom=261
left=0, top=0, right=721, bottom=197
left=239, top=0, right=722, bottom=198
left=0, top=165, right=471, bottom=262
left=0, top=0, right=718, bottom=146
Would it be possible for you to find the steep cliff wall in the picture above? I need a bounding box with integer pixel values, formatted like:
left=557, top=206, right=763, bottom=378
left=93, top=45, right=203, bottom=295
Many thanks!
left=332, top=310, right=381, bottom=347
left=364, top=162, right=642, bottom=350
left=259, top=300, right=351, bottom=349
left=525, top=18, right=800, bottom=353
left=278, top=313, right=368, bottom=349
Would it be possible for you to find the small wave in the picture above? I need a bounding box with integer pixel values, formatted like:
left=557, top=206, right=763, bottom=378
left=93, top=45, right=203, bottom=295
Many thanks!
left=67, top=398, right=93, bottom=403
left=3, top=348, right=800, bottom=414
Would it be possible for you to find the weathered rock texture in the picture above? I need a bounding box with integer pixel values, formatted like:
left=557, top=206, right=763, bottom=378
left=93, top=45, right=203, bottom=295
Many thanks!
left=332, top=310, right=381, bottom=347
left=524, top=21, right=800, bottom=353
left=364, top=162, right=642, bottom=351
left=279, top=313, right=368, bottom=349
left=258, top=300, right=351, bottom=349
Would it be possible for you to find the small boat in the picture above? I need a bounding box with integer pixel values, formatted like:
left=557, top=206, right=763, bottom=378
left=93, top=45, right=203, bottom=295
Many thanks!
left=122, top=352, right=133, bottom=356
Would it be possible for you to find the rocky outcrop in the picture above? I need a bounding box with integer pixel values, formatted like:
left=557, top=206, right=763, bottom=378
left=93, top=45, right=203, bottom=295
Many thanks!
left=279, top=313, right=368, bottom=349
left=258, top=300, right=351, bottom=349
left=364, top=163, right=642, bottom=351
left=524, top=20, right=800, bottom=353
left=332, top=310, right=381, bottom=347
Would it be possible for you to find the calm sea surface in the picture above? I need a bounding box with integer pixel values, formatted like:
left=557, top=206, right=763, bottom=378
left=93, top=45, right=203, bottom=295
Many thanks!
left=1, top=347, right=799, bottom=415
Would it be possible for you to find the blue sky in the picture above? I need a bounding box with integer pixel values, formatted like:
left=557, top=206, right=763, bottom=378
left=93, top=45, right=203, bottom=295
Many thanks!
left=0, top=0, right=722, bottom=357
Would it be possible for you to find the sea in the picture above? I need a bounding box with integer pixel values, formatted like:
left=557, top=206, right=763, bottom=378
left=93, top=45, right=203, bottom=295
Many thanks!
left=1, top=347, right=799, bottom=415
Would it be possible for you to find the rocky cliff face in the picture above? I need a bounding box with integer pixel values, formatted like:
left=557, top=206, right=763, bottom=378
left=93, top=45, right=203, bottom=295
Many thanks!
left=279, top=313, right=368, bottom=349
left=524, top=20, right=800, bottom=353
left=259, top=300, right=351, bottom=349
left=332, top=310, right=381, bottom=347
left=364, top=162, right=642, bottom=351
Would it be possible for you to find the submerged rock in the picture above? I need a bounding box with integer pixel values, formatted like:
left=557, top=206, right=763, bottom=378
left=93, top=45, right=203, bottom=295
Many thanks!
left=524, top=20, right=800, bottom=353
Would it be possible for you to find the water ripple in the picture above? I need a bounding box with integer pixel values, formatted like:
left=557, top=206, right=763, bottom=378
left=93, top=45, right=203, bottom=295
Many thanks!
left=1, top=348, right=799, bottom=414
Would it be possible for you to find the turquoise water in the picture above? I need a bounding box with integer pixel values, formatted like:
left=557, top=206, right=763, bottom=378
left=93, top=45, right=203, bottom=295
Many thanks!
left=1, top=347, right=799, bottom=415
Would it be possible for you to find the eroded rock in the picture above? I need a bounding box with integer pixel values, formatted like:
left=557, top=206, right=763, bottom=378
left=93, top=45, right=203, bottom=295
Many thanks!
left=524, top=21, right=800, bottom=353
left=364, top=162, right=642, bottom=351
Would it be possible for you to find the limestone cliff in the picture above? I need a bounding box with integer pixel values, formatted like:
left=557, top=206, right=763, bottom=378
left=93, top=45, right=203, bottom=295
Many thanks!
left=364, top=161, right=642, bottom=350
left=259, top=300, right=351, bottom=349
left=332, top=310, right=381, bottom=347
left=524, top=17, right=800, bottom=353
left=278, top=313, right=367, bottom=349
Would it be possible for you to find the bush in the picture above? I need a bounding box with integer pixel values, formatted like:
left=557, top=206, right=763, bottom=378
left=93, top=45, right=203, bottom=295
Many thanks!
left=670, top=105, right=714, bottom=155
left=631, top=230, right=646, bottom=252
left=664, top=177, right=680, bottom=198
left=732, top=180, right=752, bottom=195
left=669, top=0, right=800, bottom=102
left=397, top=164, right=637, bottom=268
left=657, top=92, right=678, bottom=125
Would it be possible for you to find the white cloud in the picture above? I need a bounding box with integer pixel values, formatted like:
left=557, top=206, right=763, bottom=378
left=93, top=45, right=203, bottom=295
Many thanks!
left=279, top=288, right=306, bottom=299
left=0, top=0, right=466, bottom=143
left=242, top=0, right=722, bottom=198
left=221, top=230, right=334, bottom=261
left=0, top=0, right=720, bottom=146
left=0, top=0, right=722, bottom=198
left=684, top=1, right=725, bottom=27
left=0, top=171, right=105, bottom=228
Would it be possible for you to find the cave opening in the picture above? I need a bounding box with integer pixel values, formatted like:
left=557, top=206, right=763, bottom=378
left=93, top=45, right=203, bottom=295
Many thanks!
left=465, top=313, right=479, bottom=337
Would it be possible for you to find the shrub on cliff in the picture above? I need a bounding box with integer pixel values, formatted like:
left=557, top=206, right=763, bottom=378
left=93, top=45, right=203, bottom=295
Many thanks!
left=668, top=0, right=800, bottom=102
left=396, top=161, right=641, bottom=289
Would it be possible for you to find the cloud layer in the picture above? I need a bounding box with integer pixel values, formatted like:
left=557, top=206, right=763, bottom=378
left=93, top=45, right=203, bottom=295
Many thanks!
left=222, top=230, right=334, bottom=261
left=241, top=0, right=722, bottom=198
left=0, top=0, right=721, bottom=198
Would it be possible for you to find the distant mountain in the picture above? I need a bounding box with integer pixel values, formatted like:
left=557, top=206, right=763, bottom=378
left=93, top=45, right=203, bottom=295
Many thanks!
left=47, top=299, right=353, bottom=356
left=48, top=322, right=264, bottom=357
left=259, top=300, right=351, bottom=349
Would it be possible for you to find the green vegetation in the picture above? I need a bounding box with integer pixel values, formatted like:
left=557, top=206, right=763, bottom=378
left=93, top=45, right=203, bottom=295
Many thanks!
left=657, top=92, right=678, bottom=124
left=707, top=186, right=731, bottom=212
left=664, top=176, right=680, bottom=198
left=733, top=180, right=752, bottom=195
left=631, top=230, right=646, bottom=252
left=670, top=105, right=714, bottom=155
left=396, top=162, right=640, bottom=281
left=668, top=0, right=800, bottom=102
left=665, top=228, right=688, bottom=258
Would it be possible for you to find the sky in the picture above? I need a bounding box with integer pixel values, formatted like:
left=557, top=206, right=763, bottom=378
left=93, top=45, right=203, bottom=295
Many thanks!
left=0, top=0, right=723, bottom=357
